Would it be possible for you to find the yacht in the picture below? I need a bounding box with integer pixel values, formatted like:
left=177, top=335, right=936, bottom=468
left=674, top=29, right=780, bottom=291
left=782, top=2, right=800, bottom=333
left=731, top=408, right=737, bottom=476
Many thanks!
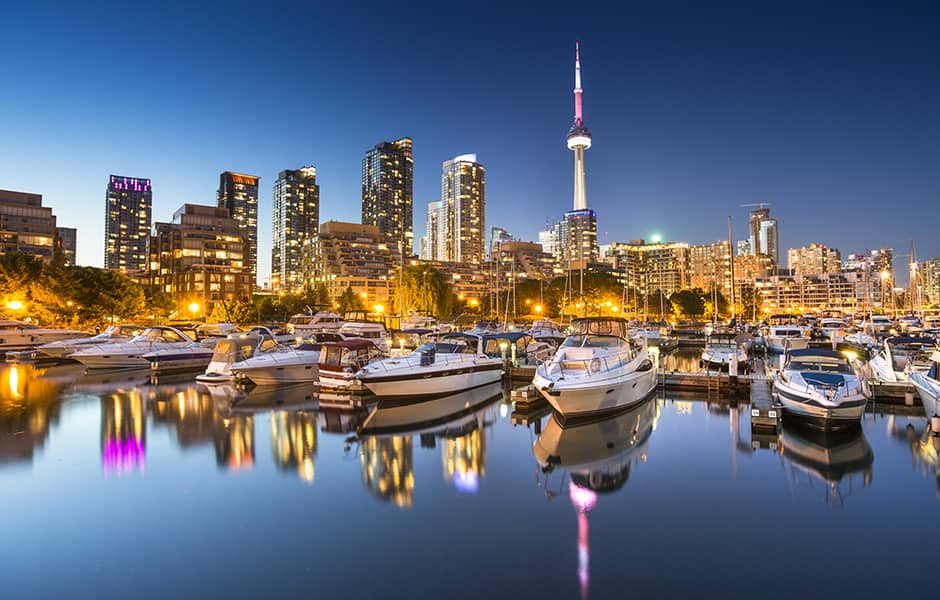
left=338, top=320, right=390, bottom=352
left=0, top=319, right=88, bottom=354
left=700, top=331, right=748, bottom=372
left=196, top=328, right=282, bottom=384
left=145, top=338, right=223, bottom=375
left=910, top=351, right=940, bottom=421
left=864, top=314, right=894, bottom=335
left=285, top=310, right=344, bottom=335
left=400, top=311, right=450, bottom=333
left=355, top=332, right=503, bottom=397
left=532, top=317, right=657, bottom=420
left=817, top=318, right=848, bottom=342
left=231, top=338, right=325, bottom=386
left=35, top=324, right=146, bottom=359
left=317, top=338, right=387, bottom=392
left=764, top=315, right=811, bottom=353
left=869, top=335, right=938, bottom=383
left=773, top=348, right=869, bottom=430
left=71, top=326, right=194, bottom=368
left=528, top=319, right=565, bottom=338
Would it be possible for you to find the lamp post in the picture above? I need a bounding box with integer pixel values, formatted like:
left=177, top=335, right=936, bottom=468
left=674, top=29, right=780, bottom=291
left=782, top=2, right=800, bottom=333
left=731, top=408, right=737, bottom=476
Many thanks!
left=189, top=302, right=201, bottom=323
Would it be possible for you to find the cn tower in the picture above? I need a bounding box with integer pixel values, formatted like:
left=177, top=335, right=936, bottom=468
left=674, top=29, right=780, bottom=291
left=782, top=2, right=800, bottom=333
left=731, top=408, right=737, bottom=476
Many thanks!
left=566, top=41, right=592, bottom=211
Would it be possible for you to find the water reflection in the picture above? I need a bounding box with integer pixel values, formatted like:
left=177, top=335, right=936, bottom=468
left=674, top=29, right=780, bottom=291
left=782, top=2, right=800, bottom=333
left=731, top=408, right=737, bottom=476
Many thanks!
left=533, top=398, right=657, bottom=600
left=271, top=410, right=317, bottom=483
left=100, top=393, right=146, bottom=475
left=360, top=436, right=415, bottom=508
left=0, top=364, right=69, bottom=464
left=779, top=422, right=874, bottom=507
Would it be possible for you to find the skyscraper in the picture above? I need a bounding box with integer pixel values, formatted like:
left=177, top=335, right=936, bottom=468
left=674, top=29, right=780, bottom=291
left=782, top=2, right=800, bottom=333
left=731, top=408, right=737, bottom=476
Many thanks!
left=56, top=227, right=77, bottom=266
left=362, top=138, right=414, bottom=257
left=217, top=171, right=259, bottom=282
left=104, top=175, right=152, bottom=272
left=429, top=154, right=485, bottom=263
left=272, top=167, right=320, bottom=292
left=562, top=41, right=598, bottom=269
left=748, top=206, right=779, bottom=266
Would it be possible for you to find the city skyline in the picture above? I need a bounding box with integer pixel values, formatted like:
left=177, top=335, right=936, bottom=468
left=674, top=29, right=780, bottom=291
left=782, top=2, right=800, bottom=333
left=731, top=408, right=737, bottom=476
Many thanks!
left=2, top=3, right=938, bottom=277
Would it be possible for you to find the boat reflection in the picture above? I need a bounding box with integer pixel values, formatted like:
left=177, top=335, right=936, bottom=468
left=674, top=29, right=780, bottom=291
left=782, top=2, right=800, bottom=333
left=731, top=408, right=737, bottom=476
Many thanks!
left=532, top=397, right=656, bottom=600
left=358, top=382, right=503, bottom=508
left=911, top=429, right=940, bottom=496
left=779, top=422, right=874, bottom=507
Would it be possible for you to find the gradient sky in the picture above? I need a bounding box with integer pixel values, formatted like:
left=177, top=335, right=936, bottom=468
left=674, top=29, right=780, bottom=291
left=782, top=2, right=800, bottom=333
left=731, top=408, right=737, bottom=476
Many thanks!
left=2, top=1, right=938, bottom=282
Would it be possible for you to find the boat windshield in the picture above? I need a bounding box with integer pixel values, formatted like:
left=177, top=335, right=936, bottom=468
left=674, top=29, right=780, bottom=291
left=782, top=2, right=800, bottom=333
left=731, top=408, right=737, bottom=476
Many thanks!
left=561, top=335, right=626, bottom=349
left=131, top=328, right=188, bottom=343
left=788, top=360, right=852, bottom=374
left=415, top=342, right=473, bottom=355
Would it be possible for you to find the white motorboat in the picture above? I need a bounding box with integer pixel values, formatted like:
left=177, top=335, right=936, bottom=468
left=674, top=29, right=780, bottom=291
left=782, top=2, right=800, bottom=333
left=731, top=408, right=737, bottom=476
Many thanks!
left=195, top=329, right=282, bottom=384
left=356, top=333, right=503, bottom=397
left=868, top=335, right=937, bottom=383
left=231, top=339, right=322, bottom=385
left=818, top=318, right=848, bottom=342
left=400, top=311, right=451, bottom=333
left=286, top=310, right=344, bottom=335
left=528, top=319, right=565, bottom=338
left=338, top=320, right=390, bottom=352
left=0, top=319, right=88, bottom=354
left=773, top=348, right=869, bottom=430
left=145, top=339, right=218, bottom=374
left=863, top=315, right=894, bottom=335
left=910, top=351, right=940, bottom=421
left=765, top=324, right=811, bottom=353
left=701, top=331, right=748, bottom=372
left=533, top=317, right=657, bottom=420
left=317, top=338, right=387, bottom=392
left=71, top=326, right=194, bottom=369
left=35, top=324, right=146, bottom=359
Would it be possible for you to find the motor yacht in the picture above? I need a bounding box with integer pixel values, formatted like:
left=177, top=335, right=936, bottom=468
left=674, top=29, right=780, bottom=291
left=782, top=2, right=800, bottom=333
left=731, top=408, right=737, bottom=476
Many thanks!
left=317, top=338, right=387, bottom=392
left=71, top=326, right=195, bottom=368
left=864, top=314, right=894, bottom=335
left=0, top=319, right=88, bottom=354
left=532, top=317, right=657, bottom=420
left=389, top=328, right=434, bottom=356
left=528, top=319, right=565, bottom=338
left=869, top=335, right=938, bottom=383
left=700, top=331, right=748, bottom=372
left=35, top=324, right=146, bottom=359
left=817, top=318, right=848, bottom=342
left=400, top=311, right=451, bottom=333
left=286, top=310, right=344, bottom=335
left=910, top=351, right=940, bottom=421
left=764, top=315, right=811, bottom=354
left=231, top=338, right=325, bottom=386
left=773, top=348, right=869, bottom=430
left=338, top=320, right=390, bottom=352
left=355, top=332, right=503, bottom=397
left=195, top=328, right=282, bottom=384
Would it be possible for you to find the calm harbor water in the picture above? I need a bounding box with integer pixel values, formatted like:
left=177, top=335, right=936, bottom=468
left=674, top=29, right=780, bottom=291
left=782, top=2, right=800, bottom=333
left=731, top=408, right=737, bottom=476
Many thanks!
left=2, top=361, right=939, bottom=599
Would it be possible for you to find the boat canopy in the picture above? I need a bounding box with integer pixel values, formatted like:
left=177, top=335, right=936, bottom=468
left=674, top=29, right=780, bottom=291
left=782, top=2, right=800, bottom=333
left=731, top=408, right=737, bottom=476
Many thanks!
left=786, top=348, right=845, bottom=360
left=570, top=317, right=630, bottom=339
left=482, top=331, right=530, bottom=343
left=885, top=336, right=936, bottom=347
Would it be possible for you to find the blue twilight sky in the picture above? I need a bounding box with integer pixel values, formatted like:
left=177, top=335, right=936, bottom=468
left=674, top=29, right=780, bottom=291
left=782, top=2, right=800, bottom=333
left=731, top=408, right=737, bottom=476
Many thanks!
left=1, top=1, right=938, bottom=281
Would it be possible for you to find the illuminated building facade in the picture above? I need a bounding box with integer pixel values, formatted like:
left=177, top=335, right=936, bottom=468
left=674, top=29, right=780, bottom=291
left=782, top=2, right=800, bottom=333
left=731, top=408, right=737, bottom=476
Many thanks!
left=602, top=240, right=690, bottom=296
left=0, top=189, right=58, bottom=262
left=489, top=227, right=513, bottom=260
left=755, top=272, right=868, bottom=313
left=434, top=154, right=486, bottom=263
left=56, top=227, right=77, bottom=266
left=689, top=240, right=733, bottom=295
left=418, top=258, right=490, bottom=301
left=270, top=410, right=317, bottom=484
left=104, top=175, right=152, bottom=272
left=494, top=240, right=558, bottom=282
left=313, top=221, right=395, bottom=307
left=747, top=207, right=779, bottom=265
left=920, top=257, right=940, bottom=306
left=217, top=171, right=259, bottom=282
left=272, top=167, right=320, bottom=292
left=145, top=204, right=253, bottom=313
left=362, top=138, right=414, bottom=257
left=788, top=243, right=842, bottom=276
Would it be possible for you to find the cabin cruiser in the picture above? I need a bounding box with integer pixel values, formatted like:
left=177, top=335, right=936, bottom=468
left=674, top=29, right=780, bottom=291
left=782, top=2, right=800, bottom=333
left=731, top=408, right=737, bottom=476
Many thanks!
left=195, top=328, right=283, bottom=384
left=910, top=351, right=940, bottom=421
left=230, top=334, right=340, bottom=386
left=355, top=332, right=503, bottom=397
left=35, top=324, right=146, bottom=359
left=897, top=314, right=923, bottom=333
left=145, top=339, right=217, bottom=374
left=400, top=311, right=450, bottom=333
left=868, top=336, right=938, bottom=383
left=773, top=348, right=869, bottom=430
left=528, top=319, right=565, bottom=339
left=338, top=320, right=390, bottom=352
left=700, top=331, right=748, bottom=372
left=481, top=332, right=553, bottom=366
left=631, top=321, right=678, bottom=352
left=817, top=318, right=848, bottom=342
left=317, top=339, right=387, bottom=392
left=389, top=328, right=433, bottom=356
left=764, top=315, right=811, bottom=353
left=286, top=310, right=344, bottom=335
left=71, top=326, right=194, bottom=368
left=863, top=314, right=894, bottom=335
left=0, top=319, right=88, bottom=354
left=533, top=317, right=657, bottom=420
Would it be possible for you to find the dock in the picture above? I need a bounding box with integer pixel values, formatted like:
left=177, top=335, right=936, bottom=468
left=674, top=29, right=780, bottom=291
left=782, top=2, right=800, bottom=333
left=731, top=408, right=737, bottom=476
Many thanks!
left=748, top=359, right=781, bottom=431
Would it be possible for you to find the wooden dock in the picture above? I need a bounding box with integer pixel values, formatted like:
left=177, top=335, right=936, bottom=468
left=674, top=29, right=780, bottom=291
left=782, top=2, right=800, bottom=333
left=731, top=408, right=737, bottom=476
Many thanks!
left=749, top=359, right=781, bottom=431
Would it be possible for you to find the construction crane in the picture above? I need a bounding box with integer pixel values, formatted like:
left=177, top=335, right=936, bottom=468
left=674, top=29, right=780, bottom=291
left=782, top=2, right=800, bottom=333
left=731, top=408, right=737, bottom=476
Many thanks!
left=740, top=203, right=772, bottom=210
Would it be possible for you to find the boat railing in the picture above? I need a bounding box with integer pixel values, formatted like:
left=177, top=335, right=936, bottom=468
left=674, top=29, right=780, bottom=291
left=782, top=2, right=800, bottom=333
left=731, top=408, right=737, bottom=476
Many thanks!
left=537, top=348, right=637, bottom=379
left=363, top=350, right=484, bottom=374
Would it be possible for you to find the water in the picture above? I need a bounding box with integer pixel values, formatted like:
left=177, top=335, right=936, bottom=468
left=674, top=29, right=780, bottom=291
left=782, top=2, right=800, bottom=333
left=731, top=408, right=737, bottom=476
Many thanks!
left=2, top=362, right=938, bottom=599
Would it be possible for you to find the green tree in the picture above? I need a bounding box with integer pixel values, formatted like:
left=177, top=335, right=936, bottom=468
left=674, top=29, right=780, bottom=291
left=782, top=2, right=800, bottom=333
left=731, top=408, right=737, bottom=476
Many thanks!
left=670, top=289, right=705, bottom=317
left=400, top=265, right=454, bottom=318
left=209, top=299, right=257, bottom=325
left=337, top=286, right=364, bottom=314
left=143, top=286, right=175, bottom=320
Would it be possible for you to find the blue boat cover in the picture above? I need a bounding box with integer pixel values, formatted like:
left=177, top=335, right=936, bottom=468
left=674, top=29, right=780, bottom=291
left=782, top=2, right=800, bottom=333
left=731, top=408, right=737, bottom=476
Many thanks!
left=802, top=372, right=846, bottom=387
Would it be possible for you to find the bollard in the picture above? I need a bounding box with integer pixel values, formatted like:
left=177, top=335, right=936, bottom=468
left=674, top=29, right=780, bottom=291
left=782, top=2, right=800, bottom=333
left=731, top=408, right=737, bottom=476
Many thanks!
left=905, top=391, right=914, bottom=407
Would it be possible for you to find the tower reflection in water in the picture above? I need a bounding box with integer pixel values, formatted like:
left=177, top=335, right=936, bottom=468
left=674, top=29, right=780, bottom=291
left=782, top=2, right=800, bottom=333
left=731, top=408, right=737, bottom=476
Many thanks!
left=271, top=410, right=317, bottom=484
left=442, top=425, right=486, bottom=493
left=533, top=398, right=657, bottom=600
left=100, top=392, right=146, bottom=476
left=0, top=364, right=68, bottom=465
left=360, top=436, right=415, bottom=508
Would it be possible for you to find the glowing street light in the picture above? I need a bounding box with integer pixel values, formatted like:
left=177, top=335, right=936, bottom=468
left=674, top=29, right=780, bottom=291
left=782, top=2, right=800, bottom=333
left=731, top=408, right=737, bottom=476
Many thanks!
left=6, top=300, right=23, bottom=311
left=534, top=304, right=543, bottom=314
left=189, top=302, right=200, bottom=317
left=650, top=233, right=663, bottom=244
left=373, top=303, right=385, bottom=314
left=468, top=298, right=479, bottom=307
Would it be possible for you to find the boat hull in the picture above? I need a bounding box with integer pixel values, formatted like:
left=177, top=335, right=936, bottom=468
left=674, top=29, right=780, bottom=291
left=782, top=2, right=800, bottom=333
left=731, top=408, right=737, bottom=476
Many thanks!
left=234, top=363, right=318, bottom=385
left=361, top=364, right=503, bottom=397
left=534, top=368, right=657, bottom=419
left=766, top=336, right=810, bottom=354
left=910, top=373, right=940, bottom=419
left=74, top=354, right=151, bottom=369
left=774, top=385, right=866, bottom=430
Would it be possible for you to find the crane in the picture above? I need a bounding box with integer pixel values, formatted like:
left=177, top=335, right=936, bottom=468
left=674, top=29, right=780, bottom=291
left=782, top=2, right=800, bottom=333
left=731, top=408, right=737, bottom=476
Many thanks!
left=740, top=203, right=772, bottom=210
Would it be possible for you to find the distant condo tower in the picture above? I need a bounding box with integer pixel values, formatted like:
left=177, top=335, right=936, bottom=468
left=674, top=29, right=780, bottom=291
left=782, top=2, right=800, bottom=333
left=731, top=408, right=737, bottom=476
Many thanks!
left=105, top=175, right=152, bottom=273
left=562, top=41, right=598, bottom=269
left=362, top=138, right=414, bottom=257
left=272, top=166, right=320, bottom=292
left=218, top=171, right=260, bottom=283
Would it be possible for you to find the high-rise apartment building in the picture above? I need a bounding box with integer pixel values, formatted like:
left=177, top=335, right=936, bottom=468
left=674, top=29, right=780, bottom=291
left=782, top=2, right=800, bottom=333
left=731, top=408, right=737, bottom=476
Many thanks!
left=602, top=240, right=690, bottom=297
left=689, top=240, right=734, bottom=296
left=272, top=167, right=320, bottom=292
left=217, top=171, right=259, bottom=281
left=748, top=206, right=779, bottom=265
left=922, top=257, right=940, bottom=306
left=313, top=221, right=395, bottom=307
left=787, top=243, right=842, bottom=276
left=104, top=175, right=152, bottom=272
left=0, top=189, right=58, bottom=263
left=56, top=227, right=77, bottom=266
left=427, top=154, right=485, bottom=263
left=557, top=209, right=598, bottom=270
left=145, top=204, right=252, bottom=313
left=362, top=138, right=414, bottom=256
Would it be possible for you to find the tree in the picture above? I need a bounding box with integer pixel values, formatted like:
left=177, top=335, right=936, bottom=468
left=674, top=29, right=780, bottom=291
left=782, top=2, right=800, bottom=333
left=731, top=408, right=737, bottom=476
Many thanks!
left=337, top=286, right=364, bottom=314
left=670, top=289, right=705, bottom=317
left=400, top=265, right=454, bottom=318
left=144, top=286, right=175, bottom=320
left=209, top=299, right=257, bottom=325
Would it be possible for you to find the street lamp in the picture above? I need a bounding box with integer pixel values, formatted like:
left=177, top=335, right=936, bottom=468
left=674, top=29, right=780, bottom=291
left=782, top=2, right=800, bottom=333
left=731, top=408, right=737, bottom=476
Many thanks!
left=189, top=302, right=200, bottom=322
left=6, top=300, right=24, bottom=311
left=534, top=304, right=543, bottom=315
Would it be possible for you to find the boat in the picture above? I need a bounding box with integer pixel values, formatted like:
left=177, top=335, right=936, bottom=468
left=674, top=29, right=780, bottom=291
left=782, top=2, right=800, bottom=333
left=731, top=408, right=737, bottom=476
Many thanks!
left=528, top=318, right=565, bottom=338
left=355, top=332, right=503, bottom=397
left=231, top=338, right=325, bottom=386
left=910, top=351, right=940, bottom=421
left=532, top=317, right=657, bottom=420
left=33, top=324, right=146, bottom=359
left=817, top=318, right=848, bottom=342
left=400, top=311, right=451, bottom=333
left=388, top=328, right=434, bottom=356
left=779, top=423, right=874, bottom=506
left=638, top=321, right=679, bottom=352
left=863, top=314, right=894, bottom=335
left=764, top=315, right=811, bottom=353
left=358, top=381, right=502, bottom=436
left=773, top=348, right=869, bottom=430
left=285, top=310, right=344, bottom=335
left=338, top=320, right=390, bottom=352
left=700, top=331, right=748, bottom=372
left=317, top=338, right=387, bottom=392
left=70, top=326, right=195, bottom=369
left=868, top=335, right=938, bottom=383
left=0, top=319, right=88, bottom=354
left=144, top=339, right=218, bottom=374
left=195, top=328, right=283, bottom=384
